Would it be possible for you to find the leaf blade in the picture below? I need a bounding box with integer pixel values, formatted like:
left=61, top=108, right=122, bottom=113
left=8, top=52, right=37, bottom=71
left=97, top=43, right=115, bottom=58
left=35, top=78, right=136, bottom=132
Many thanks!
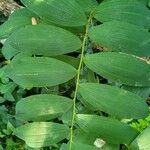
left=13, top=122, right=69, bottom=148
left=76, top=114, right=139, bottom=145
left=84, top=52, right=150, bottom=86
left=0, top=8, right=37, bottom=39
left=21, top=0, right=87, bottom=27
left=79, top=83, right=149, bottom=119
left=5, top=57, right=77, bottom=88
left=89, top=21, right=150, bottom=56
left=94, top=0, right=150, bottom=28
left=130, top=126, right=150, bottom=150
left=3, top=24, right=82, bottom=58
left=16, top=94, right=73, bottom=121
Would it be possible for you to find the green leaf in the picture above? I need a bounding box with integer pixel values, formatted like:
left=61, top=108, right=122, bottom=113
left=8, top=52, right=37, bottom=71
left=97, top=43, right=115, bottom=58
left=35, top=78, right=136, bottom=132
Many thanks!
left=71, top=142, right=100, bottom=150
left=89, top=21, right=150, bottom=56
left=94, top=0, right=150, bottom=28
left=16, top=94, right=73, bottom=121
left=138, top=0, right=148, bottom=5
left=2, top=25, right=81, bottom=59
left=76, top=114, right=139, bottom=144
left=75, top=0, right=98, bottom=13
left=122, top=86, right=150, bottom=99
left=0, top=82, right=17, bottom=94
left=61, top=107, right=73, bottom=126
left=0, top=97, right=5, bottom=104
left=79, top=83, right=149, bottom=119
left=73, top=129, right=119, bottom=150
left=21, top=0, right=87, bottom=27
left=2, top=40, right=19, bottom=60
left=52, top=55, right=80, bottom=69
left=130, top=126, right=150, bottom=150
left=0, top=8, right=37, bottom=39
left=5, top=57, right=76, bottom=88
left=13, top=122, right=69, bottom=148
left=84, top=52, right=150, bottom=86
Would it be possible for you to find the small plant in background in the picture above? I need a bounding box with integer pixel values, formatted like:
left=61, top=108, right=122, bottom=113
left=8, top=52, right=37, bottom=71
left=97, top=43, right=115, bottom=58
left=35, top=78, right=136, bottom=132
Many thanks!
left=0, top=0, right=150, bottom=150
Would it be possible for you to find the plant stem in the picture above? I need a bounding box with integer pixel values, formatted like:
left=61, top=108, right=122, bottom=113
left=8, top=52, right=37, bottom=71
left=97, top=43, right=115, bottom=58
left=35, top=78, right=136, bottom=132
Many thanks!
left=69, top=13, right=93, bottom=150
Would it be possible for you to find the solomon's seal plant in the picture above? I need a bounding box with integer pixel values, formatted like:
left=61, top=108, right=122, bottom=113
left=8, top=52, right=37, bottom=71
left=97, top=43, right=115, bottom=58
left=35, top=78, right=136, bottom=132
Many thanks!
left=0, top=0, right=150, bottom=150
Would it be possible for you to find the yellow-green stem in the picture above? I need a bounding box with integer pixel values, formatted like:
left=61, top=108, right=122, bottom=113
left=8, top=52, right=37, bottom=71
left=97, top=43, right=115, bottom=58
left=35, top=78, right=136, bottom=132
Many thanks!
left=69, top=13, right=93, bottom=150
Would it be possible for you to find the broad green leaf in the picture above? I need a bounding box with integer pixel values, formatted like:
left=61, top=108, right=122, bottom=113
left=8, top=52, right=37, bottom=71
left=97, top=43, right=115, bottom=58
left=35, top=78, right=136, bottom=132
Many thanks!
left=122, top=86, right=150, bottom=99
left=84, top=52, right=150, bottom=86
left=130, top=126, right=150, bottom=150
left=13, top=122, right=69, bottom=148
left=21, top=0, right=87, bottom=27
left=94, top=0, right=150, bottom=28
left=2, top=25, right=81, bottom=58
left=76, top=114, right=139, bottom=144
left=73, top=129, right=119, bottom=150
left=0, top=8, right=37, bottom=39
left=4, top=93, right=15, bottom=102
left=61, top=107, right=73, bottom=126
left=5, top=57, right=76, bottom=88
left=0, top=82, right=17, bottom=94
left=60, top=142, right=119, bottom=150
left=76, top=0, right=98, bottom=13
left=52, top=55, right=79, bottom=69
left=141, top=0, right=149, bottom=6
left=79, top=83, right=149, bottom=119
left=16, top=94, right=73, bottom=121
left=89, top=21, right=150, bottom=56
left=137, top=0, right=148, bottom=4
left=2, top=40, right=19, bottom=60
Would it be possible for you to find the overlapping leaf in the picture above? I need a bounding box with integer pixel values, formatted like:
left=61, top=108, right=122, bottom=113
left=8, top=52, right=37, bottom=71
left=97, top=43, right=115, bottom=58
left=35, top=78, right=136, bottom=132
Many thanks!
left=5, top=57, right=76, bottom=88
left=79, top=83, right=149, bottom=119
left=84, top=52, right=150, bottom=86
left=60, top=143, right=99, bottom=150
left=16, top=94, right=73, bottom=121
left=21, top=0, right=87, bottom=27
left=122, top=86, right=150, bottom=99
left=0, top=8, right=37, bottom=39
left=13, top=122, right=69, bottom=148
left=89, top=21, right=150, bottom=56
left=2, top=40, right=19, bottom=60
left=2, top=24, right=82, bottom=59
left=72, top=129, right=119, bottom=150
left=76, top=0, right=98, bottom=13
left=76, top=114, right=139, bottom=144
left=130, top=126, right=150, bottom=150
left=52, top=55, right=79, bottom=69
left=94, top=0, right=150, bottom=28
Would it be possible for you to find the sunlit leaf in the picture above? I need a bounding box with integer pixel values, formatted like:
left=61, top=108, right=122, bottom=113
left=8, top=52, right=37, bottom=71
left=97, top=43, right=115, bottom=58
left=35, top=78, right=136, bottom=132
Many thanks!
left=130, top=126, right=150, bottom=150
left=13, top=122, right=69, bottom=148
left=16, top=94, right=73, bottom=121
